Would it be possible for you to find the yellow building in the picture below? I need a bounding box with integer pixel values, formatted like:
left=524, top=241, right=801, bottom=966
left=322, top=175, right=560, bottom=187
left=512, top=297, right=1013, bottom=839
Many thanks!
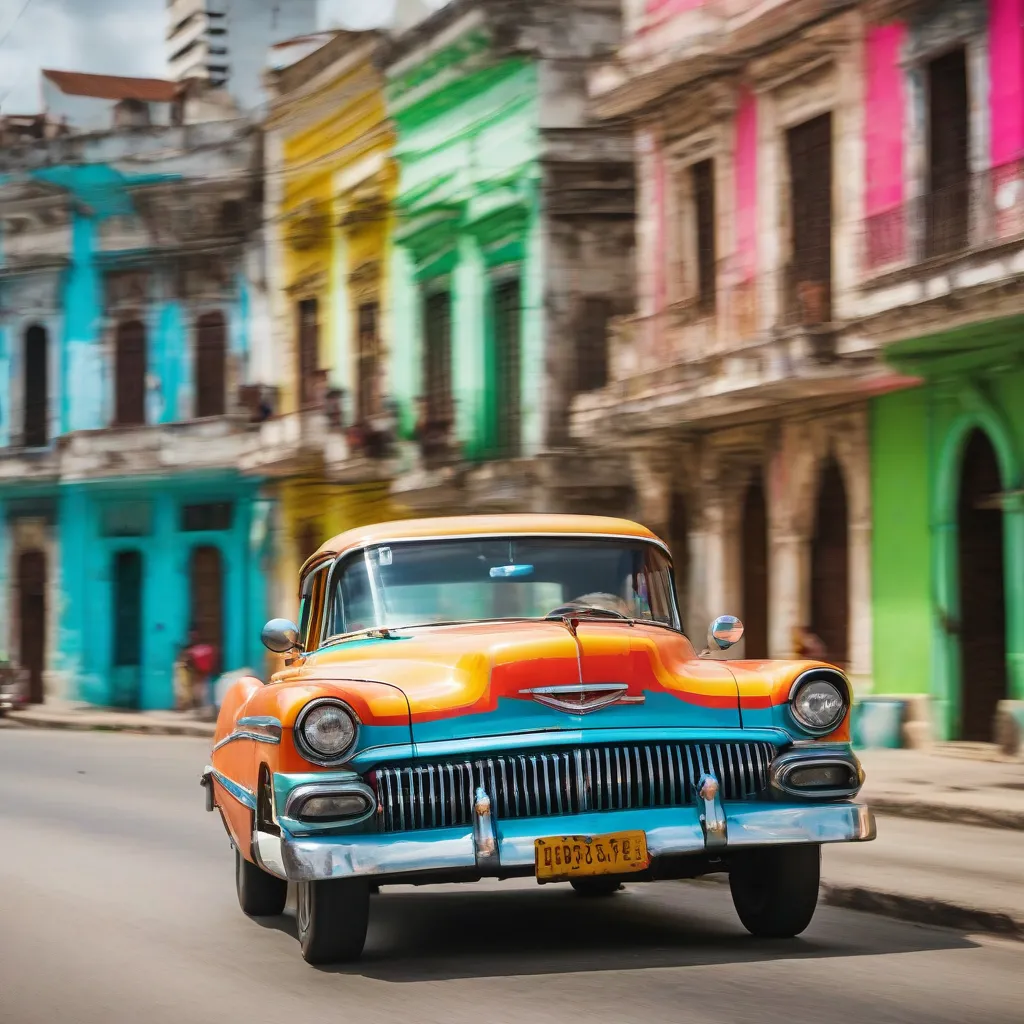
left=262, top=30, right=408, bottom=629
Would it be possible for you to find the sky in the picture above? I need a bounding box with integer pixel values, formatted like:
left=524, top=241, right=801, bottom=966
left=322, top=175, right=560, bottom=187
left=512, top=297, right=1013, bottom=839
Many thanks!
left=0, top=0, right=446, bottom=114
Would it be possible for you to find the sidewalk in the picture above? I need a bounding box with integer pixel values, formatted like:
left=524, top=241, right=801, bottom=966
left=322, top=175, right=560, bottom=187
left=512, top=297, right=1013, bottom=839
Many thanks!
left=3, top=702, right=216, bottom=738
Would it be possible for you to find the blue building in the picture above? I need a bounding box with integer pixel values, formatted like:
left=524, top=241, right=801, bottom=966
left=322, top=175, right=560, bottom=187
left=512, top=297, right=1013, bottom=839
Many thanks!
left=0, top=80, right=275, bottom=709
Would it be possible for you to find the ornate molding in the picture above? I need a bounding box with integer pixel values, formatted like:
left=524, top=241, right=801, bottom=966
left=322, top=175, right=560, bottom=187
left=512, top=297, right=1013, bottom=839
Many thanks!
left=905, top=0, right=987, bottom=65
left=747, top=15, right=855, bottom=93
left=662, top=77, right=740, bottom=145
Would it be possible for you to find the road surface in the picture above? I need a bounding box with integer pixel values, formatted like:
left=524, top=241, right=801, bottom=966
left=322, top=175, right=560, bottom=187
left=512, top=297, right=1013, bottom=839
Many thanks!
left=2, top=728, right=1021, bottom=1024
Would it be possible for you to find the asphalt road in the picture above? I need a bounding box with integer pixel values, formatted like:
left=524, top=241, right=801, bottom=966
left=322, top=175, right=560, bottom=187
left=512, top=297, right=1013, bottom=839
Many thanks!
left=2, top=729, right=1022, bottom=1024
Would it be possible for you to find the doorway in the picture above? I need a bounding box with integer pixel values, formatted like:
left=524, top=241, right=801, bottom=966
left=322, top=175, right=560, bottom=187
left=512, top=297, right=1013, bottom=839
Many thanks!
left=189, top=546, right=224, bottom=673
left=23, top=324, right=49, bottom=448
left=810, top=457, right=849, bottom=668
left=956, top=429, right=1007, bottom=741
left=195, top=311, right=227, bottom=418
left=17, top=550, right=46, bottom=704
left=925, top=47, right=969, bottom=258
left=114, top=320, right=147, bottom=426
left=741, top=473, right=769, bottom=660
left=492, top=277, right=522, bottom=458
left=297, top=299, right=319, bottom=409
left=112, top=550, right=144, bottom=709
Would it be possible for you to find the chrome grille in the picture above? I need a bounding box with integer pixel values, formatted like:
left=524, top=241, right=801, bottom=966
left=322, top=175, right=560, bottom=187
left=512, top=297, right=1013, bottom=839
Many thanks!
left=371, top=741, right=777, bottom=833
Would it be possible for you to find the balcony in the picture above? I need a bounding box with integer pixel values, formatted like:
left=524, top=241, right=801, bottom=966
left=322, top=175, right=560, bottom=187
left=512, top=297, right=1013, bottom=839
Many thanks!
left=857, top=160, right=1024, bottom=334
left=0, top=445, right=60, bottom=487
left=0, top=183, right=72, bottom=275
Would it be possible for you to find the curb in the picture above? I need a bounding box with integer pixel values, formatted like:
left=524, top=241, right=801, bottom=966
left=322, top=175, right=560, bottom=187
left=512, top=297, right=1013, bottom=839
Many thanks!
left=821, top=884, right=1024, bottom=942
left=688, top=875, right=1024, bottom=942
left=865, top=797, right=1024, bottom=832
left=6, top=714, right=215, bottom=739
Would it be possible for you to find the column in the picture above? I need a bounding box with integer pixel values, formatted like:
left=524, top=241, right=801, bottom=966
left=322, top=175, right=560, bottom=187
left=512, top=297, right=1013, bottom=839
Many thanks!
left=847, top=515, right=874, bottom=696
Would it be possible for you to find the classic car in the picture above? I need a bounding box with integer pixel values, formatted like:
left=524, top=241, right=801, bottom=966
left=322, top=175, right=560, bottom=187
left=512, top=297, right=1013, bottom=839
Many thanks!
left=203, top=514, right=876, bottom=965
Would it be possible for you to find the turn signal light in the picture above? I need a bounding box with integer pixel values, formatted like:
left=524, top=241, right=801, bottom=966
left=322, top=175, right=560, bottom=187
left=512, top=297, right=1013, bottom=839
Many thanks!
left=787, top=764, right=854, bottom=790
left=296, top=792, right=372, bottom=822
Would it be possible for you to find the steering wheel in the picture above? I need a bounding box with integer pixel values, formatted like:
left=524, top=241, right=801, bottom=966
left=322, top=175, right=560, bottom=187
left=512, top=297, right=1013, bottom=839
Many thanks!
left=544, top=602, right=631, bottom=622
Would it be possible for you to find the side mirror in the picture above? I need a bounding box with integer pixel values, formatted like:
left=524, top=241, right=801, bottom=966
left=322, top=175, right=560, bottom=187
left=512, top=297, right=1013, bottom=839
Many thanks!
left=707, top=615, right=744, bottom=652
left=262, top=618, right=302, bottom=655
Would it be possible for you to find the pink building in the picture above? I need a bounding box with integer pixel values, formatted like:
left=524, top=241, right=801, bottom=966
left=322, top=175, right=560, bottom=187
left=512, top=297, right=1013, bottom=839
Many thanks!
left=573, top=0, right=1024, bottom=738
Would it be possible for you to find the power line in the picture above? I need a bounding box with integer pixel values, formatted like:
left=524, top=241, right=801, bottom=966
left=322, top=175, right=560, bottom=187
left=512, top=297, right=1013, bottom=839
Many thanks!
left=0, top=0, right=35, bottom=54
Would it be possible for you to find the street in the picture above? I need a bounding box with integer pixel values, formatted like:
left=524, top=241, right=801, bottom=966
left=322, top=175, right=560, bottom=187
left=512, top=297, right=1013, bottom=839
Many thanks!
left=2, top=730, right=1022, bottom=1024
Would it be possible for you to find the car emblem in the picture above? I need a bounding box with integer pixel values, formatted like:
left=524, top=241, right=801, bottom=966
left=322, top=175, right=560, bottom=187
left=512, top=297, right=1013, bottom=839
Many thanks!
left=519, top=683, right=644, bottom=715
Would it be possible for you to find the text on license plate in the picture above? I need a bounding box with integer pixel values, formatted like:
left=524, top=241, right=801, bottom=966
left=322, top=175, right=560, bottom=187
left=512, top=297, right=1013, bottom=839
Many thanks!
left=535, top=830, right=649, bottom=883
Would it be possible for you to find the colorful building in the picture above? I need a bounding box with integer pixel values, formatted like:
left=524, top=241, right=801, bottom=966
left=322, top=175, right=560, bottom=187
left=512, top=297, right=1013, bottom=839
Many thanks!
left=383, top=0, right=637, bottom=517
left=862, top=0, right=1024, bottom=742
left=260, top=30, right=411, bottom=625
left=0, top=74, right=273, bottom=708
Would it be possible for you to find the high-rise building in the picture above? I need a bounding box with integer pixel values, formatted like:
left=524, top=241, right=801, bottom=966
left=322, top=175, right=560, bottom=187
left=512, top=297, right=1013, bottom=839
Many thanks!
left=166, top=0, right=319, bottom=112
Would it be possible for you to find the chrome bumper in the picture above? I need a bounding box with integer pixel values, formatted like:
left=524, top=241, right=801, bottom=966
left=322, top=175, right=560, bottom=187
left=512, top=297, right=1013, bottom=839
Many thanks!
left=254, top=800, right=877, bottom=883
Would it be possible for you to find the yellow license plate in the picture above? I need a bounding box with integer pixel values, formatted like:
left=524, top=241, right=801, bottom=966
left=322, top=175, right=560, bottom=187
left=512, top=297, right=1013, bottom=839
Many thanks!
left=535, top=831, right=649, bottom=883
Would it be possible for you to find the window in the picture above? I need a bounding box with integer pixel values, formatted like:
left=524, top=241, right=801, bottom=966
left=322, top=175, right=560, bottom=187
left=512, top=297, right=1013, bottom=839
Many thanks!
left=101, top=502, right=153, bottom=538
left=181, top=502, right=234, bottom=532
left=926, top=47, right=969, bottom=258
left=297, top=298, right=319, bottom=408
left=423, top=289, right=452, bottom=427
left=575, top=296, right=613, bottom=394
left=298, top=563, right=330, bottom=650
left=492, top=277, right=521, bottom=458
left=692, top=159, right=717, bottom=312
left=324, top=536, right=681, bottom=638
left=786, top=113, right=833, bottom=325
left=114, top=319, right=147, bottom=427
left=356, top=301, right=379, bottom=422
left=23, top=324, right=48, bottom=447
left=194, top=311, right=226, bottom=418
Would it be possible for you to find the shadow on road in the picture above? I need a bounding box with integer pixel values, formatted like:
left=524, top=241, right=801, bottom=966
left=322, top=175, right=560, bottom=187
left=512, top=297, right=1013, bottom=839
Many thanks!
left=256, top=880, right=980, bottom=982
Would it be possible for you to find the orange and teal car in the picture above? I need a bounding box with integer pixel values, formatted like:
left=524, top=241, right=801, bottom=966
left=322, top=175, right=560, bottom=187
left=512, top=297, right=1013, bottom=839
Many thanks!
left=202, top=514, right=875, bottom=964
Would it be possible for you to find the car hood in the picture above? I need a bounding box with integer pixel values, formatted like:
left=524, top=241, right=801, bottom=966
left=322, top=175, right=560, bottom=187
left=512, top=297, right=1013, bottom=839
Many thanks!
left=298, top=620, right=743, bottom=743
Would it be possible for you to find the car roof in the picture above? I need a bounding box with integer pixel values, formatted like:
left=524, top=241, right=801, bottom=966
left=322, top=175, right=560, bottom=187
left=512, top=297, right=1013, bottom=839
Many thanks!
left=306, top=514, right=665, bottom=570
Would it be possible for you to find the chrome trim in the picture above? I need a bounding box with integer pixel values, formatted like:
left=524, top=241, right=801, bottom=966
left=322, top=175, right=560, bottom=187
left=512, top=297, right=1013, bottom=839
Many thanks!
left=768, top=748, right=865, bottom=801
left=212, top=722, right=282, bottom=753
left=519, top=683, right=644, bottom=714
left=283, top=781, right=377, bottom=823
left=208, top=767, right=256, bottom=810
left=277, top=802, right=877, bottom=882
left=200, top=770, right=215, bottom=812
left=253, top=830, right=288, bottom=879
left=697, top=773, right=727, bottom=849
left=293, top=697, right=360, bottom=767
left=472, top=787, right=499, bottom=869
left=787, top=668, right=851, bottom=735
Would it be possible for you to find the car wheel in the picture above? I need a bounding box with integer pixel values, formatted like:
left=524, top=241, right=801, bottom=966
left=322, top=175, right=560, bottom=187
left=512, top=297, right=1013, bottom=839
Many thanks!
left=729, top=844, right=821, bottom=938
left=295, top=878, right=370, bottom=965
left=570, top=878, right=623, bottom=897
left=235, top=848, right=287, bottom=917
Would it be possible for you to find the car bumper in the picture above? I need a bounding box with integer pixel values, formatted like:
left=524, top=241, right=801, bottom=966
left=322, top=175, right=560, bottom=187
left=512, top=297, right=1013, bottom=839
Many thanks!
left=253, top=800, right=876, bottom=884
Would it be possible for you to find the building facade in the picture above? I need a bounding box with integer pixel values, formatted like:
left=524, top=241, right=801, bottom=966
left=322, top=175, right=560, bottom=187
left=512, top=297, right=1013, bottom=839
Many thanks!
left=0, top=81, right=274, bottom=708
left=575, top=0, right=1024, bottom=745
left=857, top=0, right=1024, bottom=742
left=383, top=0, right=637, bottom=517
left=259, top=29, right=411, bottom=627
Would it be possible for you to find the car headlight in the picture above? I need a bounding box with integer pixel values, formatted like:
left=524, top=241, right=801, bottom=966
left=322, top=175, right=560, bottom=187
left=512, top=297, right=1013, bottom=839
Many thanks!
left=790, top=675, right=848, bottom=732
left=295, top=699, right=358, bottom=764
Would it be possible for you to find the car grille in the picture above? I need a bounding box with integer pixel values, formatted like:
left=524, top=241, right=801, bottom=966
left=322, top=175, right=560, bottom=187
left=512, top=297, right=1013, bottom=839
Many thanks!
left=370, top=741, right=778, bottom=834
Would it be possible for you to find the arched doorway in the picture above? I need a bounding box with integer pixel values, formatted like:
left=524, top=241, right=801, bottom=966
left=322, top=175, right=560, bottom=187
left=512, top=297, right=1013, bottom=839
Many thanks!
left=195, top=311, right=227, bottom=418
left=115, top=320, right=147, bottom=426
left=741, top=473, right=769, bottom=660
left=17, top=550, right=46, bottom=704
left=23, top=324, right=49, bottom=448
left=112, top=550, right=144, bottom=709
left=810, top=457, right=849, bottom=668
left=668, top=491, right=689, bottom=629
left=956, top=429, right=1008, bottom=741
left=189, top=546, right=224, bottom=673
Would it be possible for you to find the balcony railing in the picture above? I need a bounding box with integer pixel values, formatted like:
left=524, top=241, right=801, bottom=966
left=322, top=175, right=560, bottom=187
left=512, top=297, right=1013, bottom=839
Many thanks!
left=862, top=160, right=1024, bottom=277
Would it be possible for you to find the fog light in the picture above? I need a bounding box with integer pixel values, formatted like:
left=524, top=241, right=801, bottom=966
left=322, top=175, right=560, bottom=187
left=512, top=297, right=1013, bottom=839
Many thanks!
left=787, top=764, right=853, bottom=790
left=296, top=792, right=372, bottom=821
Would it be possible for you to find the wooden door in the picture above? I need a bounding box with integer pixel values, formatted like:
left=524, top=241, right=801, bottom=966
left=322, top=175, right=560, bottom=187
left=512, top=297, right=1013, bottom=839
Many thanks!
left=957, top=429, right=1007, bottom=741
left=112, top=550, right=144, bottom=709
left=926, top=47, right=969, bottom=258
left=356, top=301, right=380, bottom=423
left=23, top=324, right=49, bottom=448
left=810, top=458, right=849, bottom=668
left=741, top=474, right=769, bottom=660
left=17, top=550, right=46, bottom=705
left=424, top=290, right=453, bottom=427
left=115, top=320, right=147, bottom=426
left=195, top=311, right=227, bottom=418
left=189, top=546, right=224, bottom=674
left=297, top=299, right=319, bottom=409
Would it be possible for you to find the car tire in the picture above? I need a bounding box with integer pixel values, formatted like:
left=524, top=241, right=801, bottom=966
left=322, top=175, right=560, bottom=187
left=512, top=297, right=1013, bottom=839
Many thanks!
left=729, top=844, right=821, bottom=939
left=295, top=878, right=370, bottom=965
left=570, top=878, right=623, bottom=897
left=235, top=848, right=288, bottom=917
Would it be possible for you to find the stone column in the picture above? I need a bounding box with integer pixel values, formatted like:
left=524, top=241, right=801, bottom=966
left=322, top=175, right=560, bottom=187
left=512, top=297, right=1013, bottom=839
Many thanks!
left=847, top=515, right=874, bottom=698
left=629, top=445, right=675, bottom=540
left=768, top=521, right=808, bottom=660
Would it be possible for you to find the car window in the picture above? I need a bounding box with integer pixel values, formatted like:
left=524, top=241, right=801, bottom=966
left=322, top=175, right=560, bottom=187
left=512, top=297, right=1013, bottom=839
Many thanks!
left=298, top=564, right=330, bottom=649
left=324, top=537, right=680, bottom=638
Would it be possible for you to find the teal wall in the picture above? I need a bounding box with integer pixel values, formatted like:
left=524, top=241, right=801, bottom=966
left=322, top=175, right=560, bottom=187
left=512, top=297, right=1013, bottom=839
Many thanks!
left=386, top=47, right=543, bottom=459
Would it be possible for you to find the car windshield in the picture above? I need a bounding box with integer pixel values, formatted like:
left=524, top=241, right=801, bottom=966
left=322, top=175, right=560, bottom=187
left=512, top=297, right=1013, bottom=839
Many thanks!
left=324, top=536, right=680, bottom=638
